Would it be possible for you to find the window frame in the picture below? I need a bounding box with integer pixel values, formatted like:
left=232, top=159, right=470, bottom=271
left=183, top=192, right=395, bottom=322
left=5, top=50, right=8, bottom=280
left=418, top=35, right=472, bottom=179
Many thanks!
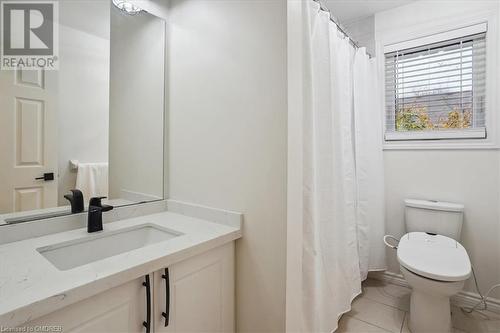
left=378, top=12, right=499, bottom=150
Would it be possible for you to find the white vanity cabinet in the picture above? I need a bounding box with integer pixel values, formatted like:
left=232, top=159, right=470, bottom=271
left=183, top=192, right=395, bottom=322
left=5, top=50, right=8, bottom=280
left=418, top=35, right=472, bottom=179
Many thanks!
left=153, top=242, right=235, bottom=333
left=23, top=242, right=235, bottom=333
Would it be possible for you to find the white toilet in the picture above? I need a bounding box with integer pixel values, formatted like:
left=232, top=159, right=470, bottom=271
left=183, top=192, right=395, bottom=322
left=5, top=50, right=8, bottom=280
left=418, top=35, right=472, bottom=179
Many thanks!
left=398, top=199, right=471, bottom=333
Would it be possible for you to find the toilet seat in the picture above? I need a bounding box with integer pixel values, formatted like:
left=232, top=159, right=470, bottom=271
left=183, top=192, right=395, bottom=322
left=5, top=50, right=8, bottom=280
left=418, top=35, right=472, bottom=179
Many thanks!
left=397, top=232, right=471, bottom=282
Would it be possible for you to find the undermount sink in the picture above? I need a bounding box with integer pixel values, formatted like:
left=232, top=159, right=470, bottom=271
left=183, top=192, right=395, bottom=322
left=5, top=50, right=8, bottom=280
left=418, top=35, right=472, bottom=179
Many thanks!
left=37, top=224, right=182, bottom=271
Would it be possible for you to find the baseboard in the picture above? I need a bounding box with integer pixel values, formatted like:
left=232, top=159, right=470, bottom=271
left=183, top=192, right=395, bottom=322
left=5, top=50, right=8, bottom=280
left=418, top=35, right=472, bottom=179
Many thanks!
left=369, top=271, right=500, bottom=314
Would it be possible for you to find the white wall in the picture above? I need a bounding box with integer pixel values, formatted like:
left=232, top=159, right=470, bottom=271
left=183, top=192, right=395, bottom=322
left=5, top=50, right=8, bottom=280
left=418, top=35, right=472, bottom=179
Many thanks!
left=109, top=6, right=165, bottom=201
left=57, top=1, right=110, bottom=205
left=376, top=0, right=500, bottom=299
left=166, top=0, right=288, bottom=331
left=343, top=15, right=375, bottom=56
left=286, top=1, right=304, bottom=330
left=384, top=151, right=500, bottom=297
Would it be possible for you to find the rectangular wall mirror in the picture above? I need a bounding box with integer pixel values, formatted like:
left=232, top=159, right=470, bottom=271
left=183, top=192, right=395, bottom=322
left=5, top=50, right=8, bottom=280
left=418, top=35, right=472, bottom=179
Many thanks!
left=0, top=0, right=166, bottom=224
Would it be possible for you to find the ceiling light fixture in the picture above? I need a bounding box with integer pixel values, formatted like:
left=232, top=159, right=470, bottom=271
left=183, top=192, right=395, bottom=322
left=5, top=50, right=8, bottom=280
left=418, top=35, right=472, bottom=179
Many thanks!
left=112, top=0, right=143, bottom=15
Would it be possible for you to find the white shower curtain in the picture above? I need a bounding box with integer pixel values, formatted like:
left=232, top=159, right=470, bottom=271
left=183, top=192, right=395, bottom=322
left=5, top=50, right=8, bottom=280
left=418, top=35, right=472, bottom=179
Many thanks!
left=300, top=1, right=385, bottom=332
left=353, top=49, right=386, bottom=280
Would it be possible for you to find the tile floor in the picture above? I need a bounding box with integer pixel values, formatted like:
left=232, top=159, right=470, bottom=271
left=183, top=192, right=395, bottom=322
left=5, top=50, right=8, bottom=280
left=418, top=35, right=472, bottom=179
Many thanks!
left=338, top=279, right=500, bottom=333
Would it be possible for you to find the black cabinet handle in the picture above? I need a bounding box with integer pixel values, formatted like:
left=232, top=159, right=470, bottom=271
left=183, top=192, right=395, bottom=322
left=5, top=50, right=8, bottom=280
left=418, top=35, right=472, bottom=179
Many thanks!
left=142, top=275, right=151, bottom=333
left=161, top=268, right=170, bottom=327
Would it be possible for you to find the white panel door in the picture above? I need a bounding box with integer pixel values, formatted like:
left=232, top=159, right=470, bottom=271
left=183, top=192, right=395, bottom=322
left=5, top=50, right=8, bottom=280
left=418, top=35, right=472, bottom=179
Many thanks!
left=0, top=68, right=58, bottom=214
left=154, top=242, right=235, bottom=333
left=25, top=276, right=149, bottom=333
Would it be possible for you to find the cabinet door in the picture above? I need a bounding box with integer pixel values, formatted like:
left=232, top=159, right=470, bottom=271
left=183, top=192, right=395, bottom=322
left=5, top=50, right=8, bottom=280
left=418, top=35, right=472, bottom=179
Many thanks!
left=154, top=242, right=234, bottom=333
left=25, top=275, right=151, bottom=333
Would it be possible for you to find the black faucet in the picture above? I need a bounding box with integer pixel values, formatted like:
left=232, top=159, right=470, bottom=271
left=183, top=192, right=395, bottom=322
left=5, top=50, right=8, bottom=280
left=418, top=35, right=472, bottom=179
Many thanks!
left=88, top=197, right=113, bottom=233
left=64, top=189, right=84, bottom=214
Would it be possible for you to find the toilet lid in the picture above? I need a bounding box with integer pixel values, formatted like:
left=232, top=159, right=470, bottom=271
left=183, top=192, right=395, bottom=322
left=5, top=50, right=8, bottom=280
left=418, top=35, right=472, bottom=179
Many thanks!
left=397, top=232, right=471, bottom=282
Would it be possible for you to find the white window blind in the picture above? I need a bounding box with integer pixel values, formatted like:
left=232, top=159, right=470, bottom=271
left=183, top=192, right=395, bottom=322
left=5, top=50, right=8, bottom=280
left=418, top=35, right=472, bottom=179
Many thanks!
left=385, top=30, right=487, bottom=141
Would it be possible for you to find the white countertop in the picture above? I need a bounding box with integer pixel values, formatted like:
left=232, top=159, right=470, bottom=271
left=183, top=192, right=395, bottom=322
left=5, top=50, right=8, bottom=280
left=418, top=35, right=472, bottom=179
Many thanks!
left=0, top=210, right=241, bottom=327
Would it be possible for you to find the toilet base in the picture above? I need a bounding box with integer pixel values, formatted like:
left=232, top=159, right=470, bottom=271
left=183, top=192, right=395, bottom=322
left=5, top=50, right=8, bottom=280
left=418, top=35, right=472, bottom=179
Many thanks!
left=408, top=289, right=452, bottom=333
left=400, top=266, right=464, bottom=333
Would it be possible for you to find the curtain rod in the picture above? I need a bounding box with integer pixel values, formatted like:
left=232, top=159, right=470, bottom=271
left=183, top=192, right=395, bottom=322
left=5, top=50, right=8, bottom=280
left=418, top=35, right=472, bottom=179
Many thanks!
left=312, top=0, right=373, bottom=58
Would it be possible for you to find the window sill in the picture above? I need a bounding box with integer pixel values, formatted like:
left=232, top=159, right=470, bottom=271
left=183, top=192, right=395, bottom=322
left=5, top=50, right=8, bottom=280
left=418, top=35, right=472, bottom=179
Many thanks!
left=383, top=139, right=498, bottom=150
left=385, top=128, right=487, bottom=141
left=383, top=128, right=499, bottom=149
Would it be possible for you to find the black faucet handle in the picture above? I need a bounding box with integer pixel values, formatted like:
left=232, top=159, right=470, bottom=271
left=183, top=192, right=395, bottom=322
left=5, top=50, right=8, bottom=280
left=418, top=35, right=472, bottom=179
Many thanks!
left=89, top=196, right=113, bottom=213
left=101, top=204, right=113, bottom=213
left=64, top=189, right=84, bottom=214
left=89, top=196, right=107, bottom=207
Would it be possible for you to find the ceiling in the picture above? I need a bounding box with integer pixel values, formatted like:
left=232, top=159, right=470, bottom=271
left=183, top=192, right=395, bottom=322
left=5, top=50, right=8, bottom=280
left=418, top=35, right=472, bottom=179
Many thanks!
left=325, top=0, right=415, bottom=23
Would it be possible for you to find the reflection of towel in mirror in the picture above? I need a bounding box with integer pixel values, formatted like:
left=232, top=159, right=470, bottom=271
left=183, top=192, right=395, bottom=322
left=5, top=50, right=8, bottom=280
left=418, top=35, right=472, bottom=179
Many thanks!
left=76, top=163, right=108, bottom=201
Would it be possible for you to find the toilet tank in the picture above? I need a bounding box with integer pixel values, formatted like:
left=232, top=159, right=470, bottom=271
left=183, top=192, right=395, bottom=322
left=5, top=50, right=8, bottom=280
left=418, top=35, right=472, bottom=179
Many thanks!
left=404, top=199, right=464, bottom=240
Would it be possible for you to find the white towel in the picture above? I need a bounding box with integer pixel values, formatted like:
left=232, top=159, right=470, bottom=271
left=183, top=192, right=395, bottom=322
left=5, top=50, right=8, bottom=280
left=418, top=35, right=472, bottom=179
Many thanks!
left=76, top=162, right=108, bottom=201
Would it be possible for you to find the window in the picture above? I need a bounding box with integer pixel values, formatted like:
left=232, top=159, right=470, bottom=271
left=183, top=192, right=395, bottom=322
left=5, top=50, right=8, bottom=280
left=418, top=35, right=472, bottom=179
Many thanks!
left=384, top=24, right=487, bottom=141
